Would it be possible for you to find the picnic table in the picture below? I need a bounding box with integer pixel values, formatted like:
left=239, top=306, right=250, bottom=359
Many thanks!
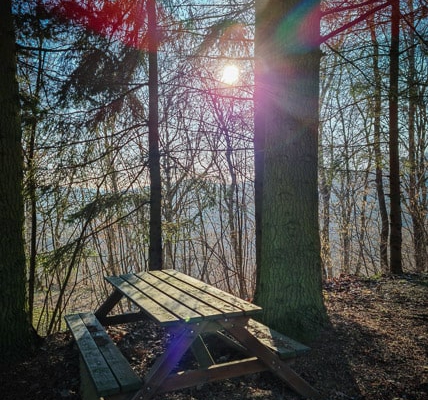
left=66, top=269, right=321, bottom=400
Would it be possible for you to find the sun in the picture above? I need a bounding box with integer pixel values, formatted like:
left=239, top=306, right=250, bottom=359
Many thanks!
left=220, top=64, right=239, bottom=85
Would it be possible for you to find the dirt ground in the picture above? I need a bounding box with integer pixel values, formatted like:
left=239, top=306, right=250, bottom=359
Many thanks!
left=1, top=274, right=427, bottom=400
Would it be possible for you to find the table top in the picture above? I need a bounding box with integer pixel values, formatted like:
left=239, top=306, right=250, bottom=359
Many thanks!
left=105, top=269, right=261, bottom=326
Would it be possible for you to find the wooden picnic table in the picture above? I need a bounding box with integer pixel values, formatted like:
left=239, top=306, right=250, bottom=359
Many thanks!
left=91, top=269, right=320, bottom=400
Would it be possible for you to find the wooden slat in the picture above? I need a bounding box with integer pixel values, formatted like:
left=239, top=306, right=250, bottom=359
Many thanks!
left=95, top=289, right=124, bottom=321
left=159, top=269, right=262, bottom=315
left=150, top=270, right=246, bottom=318
left=65, top=314, right=121, bottom=397
left=105, top=275, right=179, bottom=325
left=219, top=320, right=321, bottom=399
left=246, top=319, right=310, bottom=359
left=79, top=313, right=141, bottom=392
left=121, top=273, right=204, bottom=324
left=191, top=335, right=215, bottom=368
left=214, top=330, right=249, bottom=354
left=138, top=272, right=225, bottom=318
left=158, top=357, right=267, bottom=394
left=133, top=322, right=209, bottom=400
left=99, top=312, right=148, bottom=326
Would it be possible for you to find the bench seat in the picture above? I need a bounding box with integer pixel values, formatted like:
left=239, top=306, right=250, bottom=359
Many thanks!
left=214, top=318, right=310, bottom=361
left=65, top=312, right=141, bottom=400
left=246, top=319, right=310, bottom=359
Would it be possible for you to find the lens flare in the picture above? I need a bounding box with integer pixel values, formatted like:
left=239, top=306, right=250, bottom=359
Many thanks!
left=221, top=64, right=239, bottom=85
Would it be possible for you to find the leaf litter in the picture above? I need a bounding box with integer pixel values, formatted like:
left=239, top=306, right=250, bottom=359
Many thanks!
left=0, top=274, right=427, bottom=399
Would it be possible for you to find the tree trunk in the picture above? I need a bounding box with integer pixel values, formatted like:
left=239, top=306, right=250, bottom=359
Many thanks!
left=148, top=0, right=162, bottom=270
left=389, top=0, right=403, bottom=274
left=253, top=6, right=265, bottom=288
left=406, top=0, right=428, bottom=273
left=254, top=0, right=327, bottom=342
left=0, top=0, right=34, bottom=361
left=369, top=15, right=389, bottom=272
left=319, top=152, right=332, bottom=278
left=318, top=64, right=336, bottom=279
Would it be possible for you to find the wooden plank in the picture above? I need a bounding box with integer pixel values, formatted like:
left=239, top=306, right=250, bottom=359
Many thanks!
left=95, top=289, right=124, bottom=321
left=159, top=269, right=262, bottom=315
left=219, top=320, right=321, bottom=399
left=190, top=335, right=215, bottom=368
left=105, top=275, right=179, bottom=325
left=137, top=272, right=225, bottom=318
left=246, top=319, right=310, bottom=359
left=99, top=312, right=148, bottom=326
left=65, top=314, right=121, bottom=397
left=79, top=355, right=100, bottom=400
left=150, top=270, right=246, bottom=318
left=132, top=322, right=209, bottom=400
left=214, top=330, right=248, bottom=354
left=80, top=313, right=141, bottom=392
left=121, top=274, right=204, bottom=324
left=158, top=357, right=267, bottom=394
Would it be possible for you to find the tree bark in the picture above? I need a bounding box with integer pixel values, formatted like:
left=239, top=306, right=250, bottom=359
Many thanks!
left=406, top=0, right=428, bottom=273
left=254, top=0, right=327, bottom=342
left=253, top=3, right=265, bottom=289
left=389, top=0, right=403, bottom=274
left=369, top=15, right=389, bottom=272
left=148, top=0, right=162, bottom=270
left=0, top=0, right=34, bottom=361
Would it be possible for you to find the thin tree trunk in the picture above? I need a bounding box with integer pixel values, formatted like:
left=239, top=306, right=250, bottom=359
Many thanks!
left=148, top=0, right=162, bottom=270
left=389, top=0, right=403, bottom=274
left=406, top=0, right=427, bottom=272
left=319, top=164, right=332, bottom=278
left=340, top=141, right=352, bottom=274
left=369, top=15, right=389, bottom=271
left=318, top=63, right=336, bottom=279
left=253, top=0, right=265, bottom=286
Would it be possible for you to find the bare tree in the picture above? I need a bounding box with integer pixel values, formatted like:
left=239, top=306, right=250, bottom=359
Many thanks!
left=388, top=0, right=403, bottom=274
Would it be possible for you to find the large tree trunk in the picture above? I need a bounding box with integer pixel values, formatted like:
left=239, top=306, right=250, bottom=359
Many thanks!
left=254, top=0, right=327, bottom=342
left=0, top=0, right=34, bottom=361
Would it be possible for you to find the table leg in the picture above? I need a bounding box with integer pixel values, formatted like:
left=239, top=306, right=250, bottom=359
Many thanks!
left=95, top=289, right=124, bottom=323
left=191, top=334, right=215, bottom=368
left=219, top=319, right=321, bottom=399
left=130, top=321, right=209, bottom=400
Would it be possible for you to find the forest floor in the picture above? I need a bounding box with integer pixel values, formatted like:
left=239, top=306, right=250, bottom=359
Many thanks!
left=1, top=274, right=427, bottom=400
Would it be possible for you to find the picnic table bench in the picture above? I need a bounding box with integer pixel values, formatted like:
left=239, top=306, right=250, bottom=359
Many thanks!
left=66, top=269, right=320, bottom=400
